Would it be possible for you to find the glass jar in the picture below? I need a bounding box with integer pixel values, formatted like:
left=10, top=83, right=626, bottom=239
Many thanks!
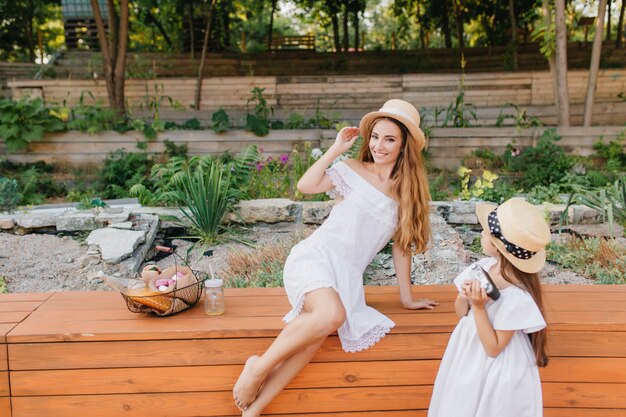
left=204, top=278, right=225, bottom=316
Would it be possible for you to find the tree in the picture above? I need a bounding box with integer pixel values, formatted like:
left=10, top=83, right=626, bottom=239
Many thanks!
left=583, top=0, right=608, bottom=126
left=194, top=0, right=218, bottom=109
left=91, top=0, right=129, bottom=113
left=554, top=0, right=570, bottom=126
left=267, top=0, right=278, bottom=50
left=509, top=0, right=519, bottom=70
left=616, top=0, right=625, bottom=48
left=541, top=0, right=560, bottom=124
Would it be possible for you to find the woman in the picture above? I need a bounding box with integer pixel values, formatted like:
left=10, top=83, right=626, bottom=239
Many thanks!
left=233, top=99, right=437, bottom=416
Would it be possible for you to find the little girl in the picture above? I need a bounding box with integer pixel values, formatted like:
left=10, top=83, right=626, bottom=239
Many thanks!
left=428, top=197, right=551, bottom=417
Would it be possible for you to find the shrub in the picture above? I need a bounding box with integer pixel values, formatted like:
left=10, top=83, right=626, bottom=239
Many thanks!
left=100, top=150, right=154, bottom=199
left=0, top=177, right=21, bottom=212
left=0, top=97, right=65, bottom=151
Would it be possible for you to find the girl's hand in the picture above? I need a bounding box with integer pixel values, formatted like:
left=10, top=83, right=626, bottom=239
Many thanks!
left=460, top=281, right=472, bottom=299
left=467, top=279, right=489, bottom=309
left=402, top=298, right=439, bottom=310
left=330, top=126, right=360, bottom=155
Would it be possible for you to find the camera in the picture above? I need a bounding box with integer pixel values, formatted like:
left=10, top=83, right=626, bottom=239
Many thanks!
left=470, top=264, right=501, bottom=301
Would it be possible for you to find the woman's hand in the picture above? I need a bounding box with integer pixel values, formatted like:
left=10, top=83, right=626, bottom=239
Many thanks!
left=402, top=298, right=438, bottom=310
left=466, top=279, right=489, bottom=310
left=330, top=126, right=360, bottom=155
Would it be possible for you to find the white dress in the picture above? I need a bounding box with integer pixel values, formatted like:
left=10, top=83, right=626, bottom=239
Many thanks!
left=428, top=257, right=546, bottom=417
left=282, top=161, right=398, bottom=352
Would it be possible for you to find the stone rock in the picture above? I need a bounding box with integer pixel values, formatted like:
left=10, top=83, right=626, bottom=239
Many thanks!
left=110, top=221, right=133, bottom=230
left=301, top=201, right=334, bottom=224
left=86, top=228, right=146, bottom=263
left=56, top=211, right=97, bottom=231
left=95, top=209, right=131, bottom=227
left=569, top=204, right=603, bottom=224
left=17, top=213, right=59, bottom=229
left=0, top=215, right=16, bottom=229
left=227, top=199, right=296, bottom=223
left=447, top=212, right=479, bottom=224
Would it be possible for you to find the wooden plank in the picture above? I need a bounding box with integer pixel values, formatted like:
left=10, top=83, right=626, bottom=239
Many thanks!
left=0, top=312, right=31, bottom=324
left=0, top=371, right=8, bottom=396
left=10, top=360, right=441, bottom=396
left=0, top=397, right=11, bottom=417
left=540, top=357, right=626, bottom=383
left=0, top=343, right=7, bottom=371
left=543, top=382, right=626, bottom=408
left=545, top=410, right=626, bottom=417
left=10, top=386, right=433, bottom=417
left=547, top=331, right=626, bottom=357
left=7, top=333, right=449, bottom=370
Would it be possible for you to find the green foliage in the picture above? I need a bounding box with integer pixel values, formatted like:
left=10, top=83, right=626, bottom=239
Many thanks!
left=181, top=118, right=203, bottom=130
left=163, top=140, right=188, bottom=159
left=100, top=150, right=154, bottom=199
left=592, top=133, right=626, bottom=172
left=526, top=183, right=563, bottom=205
left=495, top=103, right=542, bottom=129
left=0, top=177, right=22, bottom=212
left=66, top=92, right=127, bottom=134
left=0, top=97, right=64, bottom=152
left=547, top=236, right=626, bottom=284
left=457, top=166, right=499, bottom=201
left=173, top=161, right=237, bottom=246
left=245, top=87, right=271, bottom=136
left=211, top=108, right=230, bottom=133
left=429, top=174, right=451, bottom=201
left=0, top=276, right=7, bottom=294
left=443, top=56, right=477, bottom=128
left=505, top=129, right=573, bottom=190
left=569, top=178, right=626, bottom=237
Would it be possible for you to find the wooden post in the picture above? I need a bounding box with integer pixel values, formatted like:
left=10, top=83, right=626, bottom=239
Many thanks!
left=241, top=31, right=246, bottom=52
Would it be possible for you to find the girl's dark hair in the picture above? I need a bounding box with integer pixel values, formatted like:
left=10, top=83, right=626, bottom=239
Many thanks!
left=499, top=256, right=549, bottom=367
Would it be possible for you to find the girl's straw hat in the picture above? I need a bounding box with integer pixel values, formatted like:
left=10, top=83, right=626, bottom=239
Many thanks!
left=476, top=198, right=551, bottom=273
left=359, top=99, right=427, bottom=152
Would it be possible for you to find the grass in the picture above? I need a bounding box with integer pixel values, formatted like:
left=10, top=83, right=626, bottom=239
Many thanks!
left=547, top=235, right=626, bottom=284
left=221, top=231, right=309, bottom=288
left=0, top=276, right=8, bottom=293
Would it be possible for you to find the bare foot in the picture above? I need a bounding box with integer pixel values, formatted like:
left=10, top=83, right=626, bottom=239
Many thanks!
left=233, top=356, right=265, bottom=411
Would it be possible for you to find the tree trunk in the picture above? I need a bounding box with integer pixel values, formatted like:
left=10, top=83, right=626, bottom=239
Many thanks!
left=353, top=8, right=359, bottom=51
left=417, top=0, right=426, bottom=49
left=442, top=0, right=452, bottom=49
left=331, top=13, right=341, bottom=52
left=342, top=1, right=349, bottom=52
left=113, top=0, right=129, bottom=111
left=508, top=0, right=519, bottom=70
left=617, top=0, right=626, bottom=47
left=107, top=0, right=118, bottom=69
left=188, top=3, right=195, bottom=58
left=454, top=0, right=464, bottom=51
left=91, top=0, right=116, bottom=110
left=555, top=0, right=570, bottom=126
left=583, top=0, right=608, bottom=126
left=194, top=0, right=217, bottom=110
left=267, top=0, right=277, bottom=50
left=25, top=0, right=36, bottom=62
left=606, top=0, right=612, bottom=40
left=542, top=0, right=560, bottom=124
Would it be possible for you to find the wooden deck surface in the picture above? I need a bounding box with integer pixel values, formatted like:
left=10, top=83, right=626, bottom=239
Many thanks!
left=1, top=285, right=626, bottom=417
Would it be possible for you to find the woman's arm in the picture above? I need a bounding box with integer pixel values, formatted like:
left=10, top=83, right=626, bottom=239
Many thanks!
left=467, top=280, right=514, bottom=357
left=454, top=292, right=470, bottom=318
left=297, top=126, right=359, bottom=195
left=392, top=242, right=438, bottom=310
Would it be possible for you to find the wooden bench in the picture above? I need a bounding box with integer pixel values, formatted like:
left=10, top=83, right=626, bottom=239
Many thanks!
left=1, top=285, right=626, bottom=417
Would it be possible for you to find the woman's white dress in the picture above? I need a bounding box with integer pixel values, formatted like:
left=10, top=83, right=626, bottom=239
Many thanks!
left=428, top=257, right=546, bottom=417
left=282, top=161, right=398, bottom=353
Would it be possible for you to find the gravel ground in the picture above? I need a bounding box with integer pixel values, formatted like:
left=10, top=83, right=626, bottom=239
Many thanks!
left=0, top=215, right=613, bottom=293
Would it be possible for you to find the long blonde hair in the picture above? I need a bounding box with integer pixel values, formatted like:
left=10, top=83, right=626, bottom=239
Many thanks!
left=358, top=117, right=431, bottom=255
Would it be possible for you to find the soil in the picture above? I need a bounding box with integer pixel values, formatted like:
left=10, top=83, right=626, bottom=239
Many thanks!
left=1, top=219, right=620, bottom=293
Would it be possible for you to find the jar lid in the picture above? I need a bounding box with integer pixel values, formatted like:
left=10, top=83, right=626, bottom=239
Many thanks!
left=204, top=278, right=223, bottom=288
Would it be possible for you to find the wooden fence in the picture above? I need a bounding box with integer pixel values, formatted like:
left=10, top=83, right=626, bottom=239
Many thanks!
left=7, top=70, right=626, bottom=125
left=1, top=127, right=623, bottom=170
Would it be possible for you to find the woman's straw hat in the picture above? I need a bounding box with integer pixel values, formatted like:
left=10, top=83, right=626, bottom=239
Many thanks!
left=476, top=198, right=551, bottom=273
left=359, top=99, right=426, bottom=152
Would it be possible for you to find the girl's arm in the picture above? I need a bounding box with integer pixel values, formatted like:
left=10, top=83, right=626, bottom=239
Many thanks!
left=467, top=280, right=514, bottom=357
left=392, top=242, right=438, bottom=310
left=454, top=292, right=470, bottom=318
left=297, top=126, right=359, bottom=195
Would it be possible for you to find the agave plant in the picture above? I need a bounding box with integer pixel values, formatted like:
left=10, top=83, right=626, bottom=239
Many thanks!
left=569, top=177, right=626, bottom=237
left=173, top=160, right=238, bottom=246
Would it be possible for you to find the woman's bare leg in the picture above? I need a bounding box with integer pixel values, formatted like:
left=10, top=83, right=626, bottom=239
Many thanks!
left=241, top=336, right=326, bottom=417
left=233, top=287, right=345, bottom=409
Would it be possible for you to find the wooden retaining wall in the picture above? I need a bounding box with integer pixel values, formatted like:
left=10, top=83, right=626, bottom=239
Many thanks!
left=1, top=127, right=623, bottom=170
left=7, top=70, right=626, bottom=126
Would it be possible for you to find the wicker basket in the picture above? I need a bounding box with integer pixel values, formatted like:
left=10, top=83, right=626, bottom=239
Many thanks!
left=117, top=246, right=205, bottom=317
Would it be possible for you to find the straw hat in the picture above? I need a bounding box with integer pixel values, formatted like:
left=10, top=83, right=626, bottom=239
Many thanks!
left=359, top=99, right=426, bottom=152
left=476, top=198, right=551, bottom=273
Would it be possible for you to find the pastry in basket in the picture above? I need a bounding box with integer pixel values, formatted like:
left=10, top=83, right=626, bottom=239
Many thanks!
left=148, top=266, right=197, bottom=294
left=124, top=287, right=173, bottom=313
left=140, top=264, right=162, bottom=284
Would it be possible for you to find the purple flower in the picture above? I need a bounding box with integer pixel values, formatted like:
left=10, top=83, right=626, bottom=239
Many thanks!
left=256, top=162, right=264, bottom=171
left=279, top=153, right=289, bottom=165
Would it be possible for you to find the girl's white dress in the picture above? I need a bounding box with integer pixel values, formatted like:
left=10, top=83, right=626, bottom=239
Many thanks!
left=282, top=161, right=397, bottom=353
left=428, top=257, right=546, bottom=417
